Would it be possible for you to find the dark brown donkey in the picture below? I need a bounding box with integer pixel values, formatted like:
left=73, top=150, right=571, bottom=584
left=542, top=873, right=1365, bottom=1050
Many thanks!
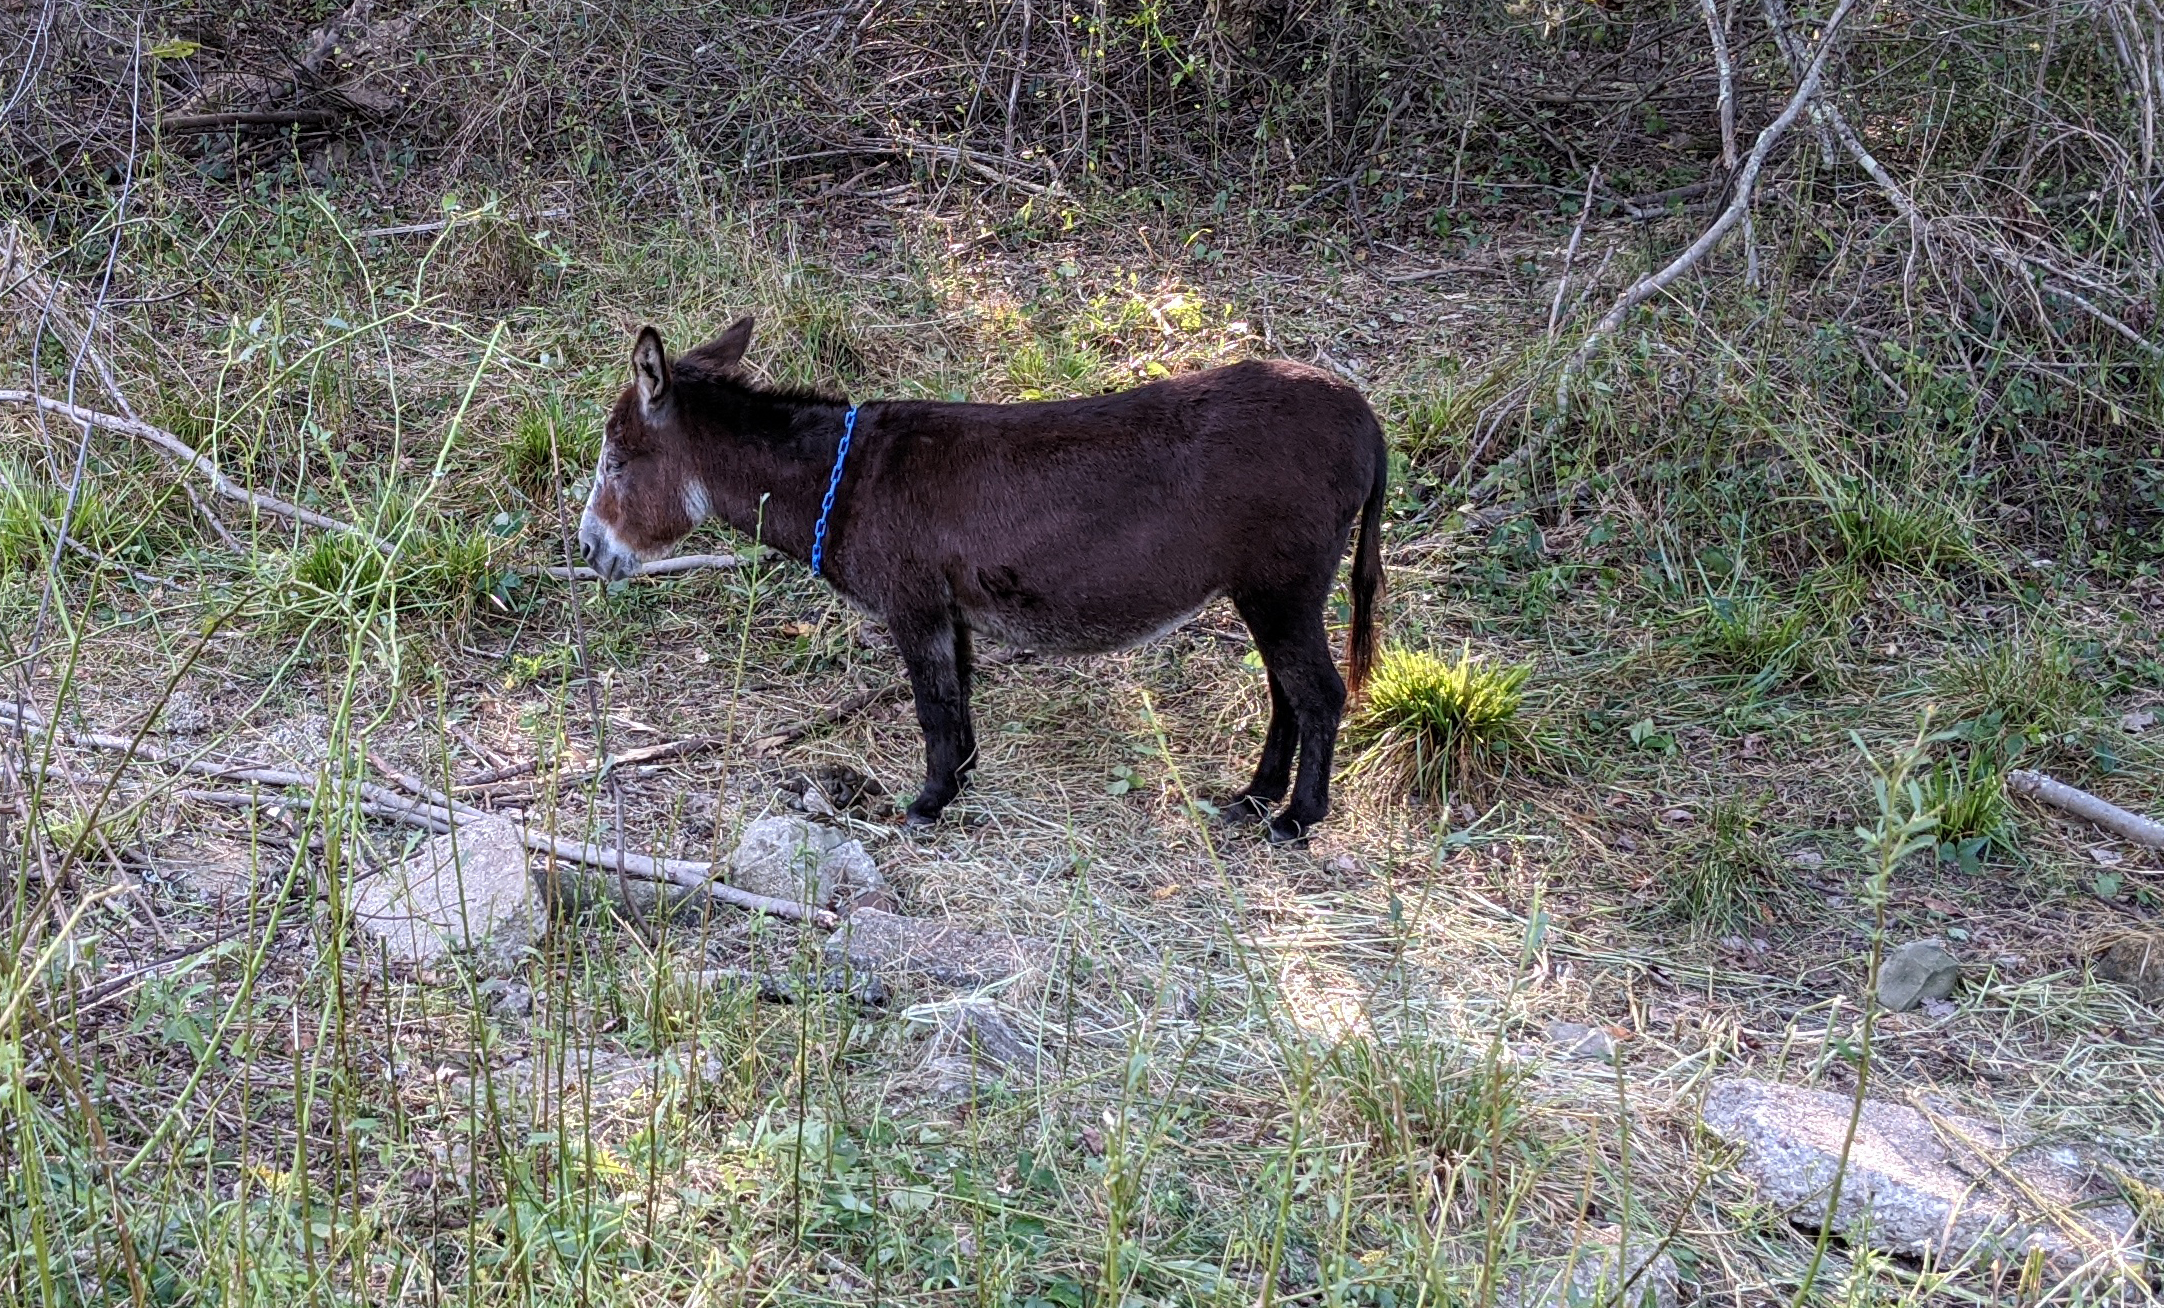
left=578, top=317, right=1386, bottom=842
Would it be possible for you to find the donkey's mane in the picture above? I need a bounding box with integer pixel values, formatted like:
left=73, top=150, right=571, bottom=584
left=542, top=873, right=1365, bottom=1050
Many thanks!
left=673, top=356, right=846, bottom=410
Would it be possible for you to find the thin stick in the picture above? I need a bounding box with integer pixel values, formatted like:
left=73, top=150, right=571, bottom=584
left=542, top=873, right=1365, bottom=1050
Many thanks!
left=2006, top=770, right=2164, bottom=851
left=530, top=553, right=741, bottom=581
left=1548, top=167, right=1600, bottom=339
left=1700, top=0, right=1739, bottom=171
left=160, top=110, right=339, bottom=133
left=0, top=390, right=388, bottom=549
left=0, top=705, right=836, bottom=924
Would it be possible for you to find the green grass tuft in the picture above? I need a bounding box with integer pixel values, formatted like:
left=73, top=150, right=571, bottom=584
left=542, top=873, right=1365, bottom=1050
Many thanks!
left=503, top=399, right=600, bottom=501
left=1660, top=797, right=1797, bottom=930
left=1829, top=487, right=1975, bottom=573
left=1330, top=1033, right=1531, bottom=1168
left=1919, top=749, right=2017, bottom=872
left=1351, top=645, right=1534, bottom=801
left=1935, top=633, right=2099, bottom=740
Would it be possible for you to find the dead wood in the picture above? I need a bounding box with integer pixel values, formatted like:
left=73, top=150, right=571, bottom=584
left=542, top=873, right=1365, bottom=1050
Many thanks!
left=2006, top=770, right=2164, bottom=853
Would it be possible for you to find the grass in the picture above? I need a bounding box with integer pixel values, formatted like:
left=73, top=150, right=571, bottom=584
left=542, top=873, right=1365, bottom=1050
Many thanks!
left=1935, top=633, right=2101, bottom=741
left=1659, top=796, right=1798, bottom=931
left=1351, top=645, right=1536, bottom=803
left=1827, top=486, right=1977, bottom=574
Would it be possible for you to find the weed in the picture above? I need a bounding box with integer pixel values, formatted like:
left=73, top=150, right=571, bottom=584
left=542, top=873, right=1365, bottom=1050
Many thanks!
left=1330, top=1033, right=1530, bottom=1168
left=1007, top=334, right=1107, bottom=399
left=1691, top=592, right=1818, bottom=685
left=1351, top=646, right=1535, bottom=801
left=1660, top=797, right=1797, bottom=930
left=0, top=459, right=120, bottom=572
left=1918, top=749, right=2017, bottom=872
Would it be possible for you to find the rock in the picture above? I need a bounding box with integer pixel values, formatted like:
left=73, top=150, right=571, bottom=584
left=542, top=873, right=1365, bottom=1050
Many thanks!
left=1544, top=1020, right=1619, bottom=1061
left=351, top=820, right=539, bottom=975
left=730, top=815, right=894, bottom=912
left=2097, top=932, right=2163, bottom=1002
left=458, top=1045, right=719, bottom=1121
left=1502, top=1226, right=1679, bottom=1308
left=1877, top=939, right=1961, bottom=1012
left=923, top=999, right=1046, bottom=1094
left=1700, top=1078, right=2142, bottom=1277
left=2120, top=709, right=2156, bottom=734
left=824, top=909, right=1052, bottom=987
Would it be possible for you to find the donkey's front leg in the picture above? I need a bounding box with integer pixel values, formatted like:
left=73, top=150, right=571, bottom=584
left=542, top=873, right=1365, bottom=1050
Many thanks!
left=891, top=607, right=973, bottom=827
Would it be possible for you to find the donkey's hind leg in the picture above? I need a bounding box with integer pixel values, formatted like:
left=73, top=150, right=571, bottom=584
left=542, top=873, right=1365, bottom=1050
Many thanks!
left=1241, top=597, right=1345, bottom=843
left=1224, top=608, right=1296, bottom=821
left=891, top=606, right=973, bottom=827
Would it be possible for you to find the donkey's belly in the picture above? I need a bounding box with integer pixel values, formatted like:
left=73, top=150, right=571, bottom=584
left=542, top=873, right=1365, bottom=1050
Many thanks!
left=963, top=590, right=1219, bottom=657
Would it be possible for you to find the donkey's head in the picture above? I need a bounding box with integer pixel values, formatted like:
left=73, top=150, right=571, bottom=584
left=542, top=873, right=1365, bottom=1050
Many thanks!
left=577, top=319, right=753, bottom=580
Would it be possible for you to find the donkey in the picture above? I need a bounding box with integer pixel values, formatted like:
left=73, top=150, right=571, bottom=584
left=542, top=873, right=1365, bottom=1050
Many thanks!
left=578, top=318, right=1386, bottom=842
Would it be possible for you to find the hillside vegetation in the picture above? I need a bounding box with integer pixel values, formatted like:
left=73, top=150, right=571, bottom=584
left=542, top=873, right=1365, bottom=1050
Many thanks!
left=2, top=2, right=2160, bottom=1305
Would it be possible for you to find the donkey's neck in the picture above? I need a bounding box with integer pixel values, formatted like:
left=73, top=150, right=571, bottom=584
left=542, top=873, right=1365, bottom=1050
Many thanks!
left=684, top=389, right=853, bottom=564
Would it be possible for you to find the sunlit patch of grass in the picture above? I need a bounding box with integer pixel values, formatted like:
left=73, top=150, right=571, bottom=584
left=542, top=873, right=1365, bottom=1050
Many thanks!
left=1006, top=335, right=1107, bottom=399
left=1660, top=797, right=1797, bottom=931
left=1350, top=646, right=1535, bottom=802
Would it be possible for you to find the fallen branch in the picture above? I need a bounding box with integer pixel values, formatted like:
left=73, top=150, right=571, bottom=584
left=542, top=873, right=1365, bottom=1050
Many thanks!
left=0, top=391, right=389, bottom=550
left=2005, top=770, right=2164, bottom=852
left=1, top=704, right=835, bottom=925
left=160, top=110, right=340, bottom=134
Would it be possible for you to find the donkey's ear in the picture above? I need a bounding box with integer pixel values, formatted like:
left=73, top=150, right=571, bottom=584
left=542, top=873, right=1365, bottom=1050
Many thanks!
left=631, top=326, right=671, bottom=408
left=702, top=315, right=755, bottom=371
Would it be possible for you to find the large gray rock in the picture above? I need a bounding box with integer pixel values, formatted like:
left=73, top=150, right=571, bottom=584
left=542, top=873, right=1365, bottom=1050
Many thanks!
left=824, top=909, right=1052, bottom=986
left=1878, top=939, right=1961, bottom=1012
left=1502, top=1226, right=1678, bottom=1308
left=1701, top=1078, right=2141, bottom=1277
left=731, top=815, right=893, bottom=912
left=351, top=820, right=539, bottom=975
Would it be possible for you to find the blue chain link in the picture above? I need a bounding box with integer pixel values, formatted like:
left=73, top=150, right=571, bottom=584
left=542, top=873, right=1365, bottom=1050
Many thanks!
left=809, top=405, right=859, bottom=577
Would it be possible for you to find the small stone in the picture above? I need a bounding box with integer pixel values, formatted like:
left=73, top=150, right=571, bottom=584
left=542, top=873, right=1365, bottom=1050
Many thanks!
left=1660, top=807, right=1694, bottom=825
left=824, top=909, right=1052, bottom=986
left=1500, top=1226, right=1678, bottom=1308
left=350, top=819, right=539, bottom=976
left=2120, top=709, right=2156, bottom=734
left=1700, top=1078, right=2141, bottom=1277
left=1543, top=1019, right=1618, bottom=1061
left=1789, top=848, right=1825, bottom=870
left=2097, top=932, right=2164, bottom=1003
left=1877, top=939, right=1961, bottom=1012
left=2089, top=845, right=2125, bottom=867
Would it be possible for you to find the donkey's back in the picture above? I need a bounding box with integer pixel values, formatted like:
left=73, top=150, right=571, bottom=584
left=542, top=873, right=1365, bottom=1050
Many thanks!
left=843, top=360, right=1384, bottom=658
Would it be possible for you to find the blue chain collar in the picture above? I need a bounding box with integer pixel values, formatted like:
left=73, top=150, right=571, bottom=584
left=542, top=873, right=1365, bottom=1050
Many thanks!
left=809, top=405, right=859, bottom=577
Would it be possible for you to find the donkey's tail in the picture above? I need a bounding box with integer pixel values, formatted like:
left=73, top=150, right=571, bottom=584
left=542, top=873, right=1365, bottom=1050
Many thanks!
left=1345, top=435, right=1387, bottom=698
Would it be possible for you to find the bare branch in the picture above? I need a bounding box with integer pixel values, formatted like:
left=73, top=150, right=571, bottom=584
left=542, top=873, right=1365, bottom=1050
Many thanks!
left=0, top=390, right=390, bottom=550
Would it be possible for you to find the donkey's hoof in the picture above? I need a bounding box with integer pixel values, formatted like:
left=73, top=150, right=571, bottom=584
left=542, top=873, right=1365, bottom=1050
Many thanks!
left=1265, top=814, right=1312, bottom=845
left=1217, top=793, right=1275, bottom=823
left=903, top=802, right=945, bottom=829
